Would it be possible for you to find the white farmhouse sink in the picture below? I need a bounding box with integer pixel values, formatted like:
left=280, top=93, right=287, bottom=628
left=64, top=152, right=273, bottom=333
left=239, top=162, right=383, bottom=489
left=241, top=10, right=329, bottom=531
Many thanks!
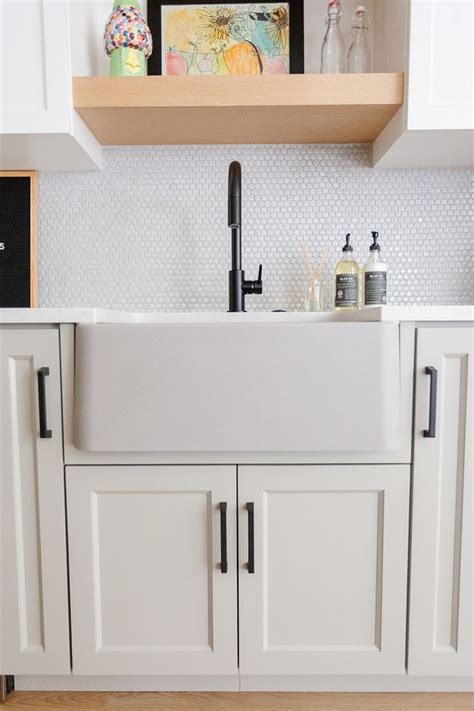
left=74, top=318, right=400, bottom=453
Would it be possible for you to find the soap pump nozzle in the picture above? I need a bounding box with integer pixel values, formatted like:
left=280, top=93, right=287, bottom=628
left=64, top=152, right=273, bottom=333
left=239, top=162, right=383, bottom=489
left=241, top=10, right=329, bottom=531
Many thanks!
left=370, top=231, right=381, bottom=251
left=342, top=233, right=353, bottom=252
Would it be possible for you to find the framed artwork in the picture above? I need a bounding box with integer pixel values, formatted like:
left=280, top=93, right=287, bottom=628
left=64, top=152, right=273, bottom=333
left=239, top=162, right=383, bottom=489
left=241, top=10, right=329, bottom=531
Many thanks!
left=148, top=1, right=304, bottom=76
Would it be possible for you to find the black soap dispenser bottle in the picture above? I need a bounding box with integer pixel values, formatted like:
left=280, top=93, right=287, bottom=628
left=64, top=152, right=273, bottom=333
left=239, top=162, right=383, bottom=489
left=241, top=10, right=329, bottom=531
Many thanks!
left=335, top=233, right=359, bottom=311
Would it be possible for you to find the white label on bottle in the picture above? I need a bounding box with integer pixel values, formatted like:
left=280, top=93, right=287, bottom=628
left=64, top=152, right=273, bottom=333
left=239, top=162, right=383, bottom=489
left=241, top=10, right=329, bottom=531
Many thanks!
left=335, top=274, right=358, bottom=307
left=364, top=271, right=387, bottom=305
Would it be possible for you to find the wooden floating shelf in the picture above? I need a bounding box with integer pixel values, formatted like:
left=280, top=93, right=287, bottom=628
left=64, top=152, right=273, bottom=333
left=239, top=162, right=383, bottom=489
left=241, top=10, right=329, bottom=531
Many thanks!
left=73, top=74, right=404, bottom=146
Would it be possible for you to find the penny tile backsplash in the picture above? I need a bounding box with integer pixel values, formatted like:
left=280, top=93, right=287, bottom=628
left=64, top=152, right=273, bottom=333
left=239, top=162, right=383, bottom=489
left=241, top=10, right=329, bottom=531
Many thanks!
left=39, top=145, right=473, bottom=311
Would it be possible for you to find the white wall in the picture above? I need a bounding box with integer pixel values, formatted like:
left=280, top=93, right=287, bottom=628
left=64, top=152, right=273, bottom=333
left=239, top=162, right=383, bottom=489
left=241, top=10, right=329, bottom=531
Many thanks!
left=70, top=0, right=111, bottom=76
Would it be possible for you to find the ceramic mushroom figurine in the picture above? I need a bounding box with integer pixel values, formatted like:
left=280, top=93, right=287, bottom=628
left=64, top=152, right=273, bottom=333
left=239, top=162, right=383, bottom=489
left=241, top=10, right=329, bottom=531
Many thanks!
left=104, top=0, right=152, bottom=76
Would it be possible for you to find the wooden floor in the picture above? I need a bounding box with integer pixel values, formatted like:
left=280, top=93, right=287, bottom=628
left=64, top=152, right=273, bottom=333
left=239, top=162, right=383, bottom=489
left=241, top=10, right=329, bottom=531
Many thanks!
left=1, top=692, right=472, bottom=711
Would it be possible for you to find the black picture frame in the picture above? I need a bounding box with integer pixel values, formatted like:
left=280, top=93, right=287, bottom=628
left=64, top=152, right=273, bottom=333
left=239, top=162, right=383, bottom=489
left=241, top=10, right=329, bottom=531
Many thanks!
left=147, top=0, right=304, bottom=75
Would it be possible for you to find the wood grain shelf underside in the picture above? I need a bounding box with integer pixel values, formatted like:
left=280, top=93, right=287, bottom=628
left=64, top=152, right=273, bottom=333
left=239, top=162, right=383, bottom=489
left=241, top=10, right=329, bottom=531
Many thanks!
left=73, top=74, right=404, bottom=146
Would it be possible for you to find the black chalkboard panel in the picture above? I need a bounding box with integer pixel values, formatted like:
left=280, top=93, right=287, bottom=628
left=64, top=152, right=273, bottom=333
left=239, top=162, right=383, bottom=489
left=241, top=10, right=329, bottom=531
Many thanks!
left=0, top=173, right=37, bottom=307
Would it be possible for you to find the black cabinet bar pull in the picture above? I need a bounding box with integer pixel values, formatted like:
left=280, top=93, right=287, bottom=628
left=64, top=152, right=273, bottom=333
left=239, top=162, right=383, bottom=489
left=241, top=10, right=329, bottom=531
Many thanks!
left=37, top=367, right=52, bottom=439
left=246, top=502, right=255, bottom=574
left=423, top=366, right=438, bottom=438
left=219, top=502, right=228, bottom=574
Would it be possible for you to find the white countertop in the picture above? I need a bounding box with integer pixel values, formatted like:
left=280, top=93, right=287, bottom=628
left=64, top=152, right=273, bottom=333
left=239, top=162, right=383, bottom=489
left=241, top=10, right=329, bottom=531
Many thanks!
left=0, top=308, right=108, bottom=324
left=0, top=306, right=472, bottom=324
left=375, top=305, right=474, bottom=322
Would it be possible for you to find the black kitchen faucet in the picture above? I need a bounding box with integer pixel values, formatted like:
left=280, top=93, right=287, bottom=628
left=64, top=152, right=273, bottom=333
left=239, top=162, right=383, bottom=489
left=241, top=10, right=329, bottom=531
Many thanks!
left=227, top=161, right=263, bottom=312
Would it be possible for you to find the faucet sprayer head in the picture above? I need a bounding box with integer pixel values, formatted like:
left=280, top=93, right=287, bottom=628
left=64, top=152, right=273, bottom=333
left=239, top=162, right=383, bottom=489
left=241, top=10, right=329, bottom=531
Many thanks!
left=228, top=160, right=241, bottom=228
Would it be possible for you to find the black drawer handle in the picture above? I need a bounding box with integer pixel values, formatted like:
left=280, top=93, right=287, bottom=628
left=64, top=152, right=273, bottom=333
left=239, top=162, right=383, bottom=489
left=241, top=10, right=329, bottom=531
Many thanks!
left=219, top=502, right=228, bottom=574
left=423, top=366, right=438, bottom=438
left=246, top=502, right=255, bottom=574
left=37, top=367, right=52, bottom=439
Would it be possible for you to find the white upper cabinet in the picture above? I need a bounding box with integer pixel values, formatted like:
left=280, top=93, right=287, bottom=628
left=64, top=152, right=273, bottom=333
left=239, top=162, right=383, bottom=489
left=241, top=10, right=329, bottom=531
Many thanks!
left=0, top=0, right=101, bottom=170
left=409, top=327, right=473, bottom=676
left=407, top=0, right=472, bottom=131
left=373, top=0, right=473, bottom=167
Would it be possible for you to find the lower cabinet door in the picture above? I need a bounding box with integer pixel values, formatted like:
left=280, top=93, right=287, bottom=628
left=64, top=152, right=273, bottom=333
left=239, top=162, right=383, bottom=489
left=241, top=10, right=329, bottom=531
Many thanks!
left=409, top=328, right=473, bottom=676
left=66, top=465, right=237, bottom=675
left=0, top=329, right=69, bottom=675
left=238, top=465, right=410, bottom=675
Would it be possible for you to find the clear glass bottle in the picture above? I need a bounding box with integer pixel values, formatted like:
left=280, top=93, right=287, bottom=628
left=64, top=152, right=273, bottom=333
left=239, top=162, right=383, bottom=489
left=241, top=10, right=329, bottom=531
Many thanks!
left=347, top=6, right=371, bottom=73
left=304, top=279, right=323, bottom=312
left=335, top=234, right=359, bottom=311
left=321, top=0, right=346, bottom=74
left=362, top=231, right=387, bottom=307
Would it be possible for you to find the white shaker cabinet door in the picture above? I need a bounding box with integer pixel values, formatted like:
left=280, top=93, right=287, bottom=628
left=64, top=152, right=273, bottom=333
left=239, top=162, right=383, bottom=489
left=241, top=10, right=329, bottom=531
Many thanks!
left=408, top=0, right=473, bottom=131
left=66, top=465, right=238, bottom=676
left=0, top=0, right=70, bottom=134
left=409, top=328, right=473, bottom=676
left=238, top=465, right=410, bottom=676
left=0, top=329, right=69, bottom=674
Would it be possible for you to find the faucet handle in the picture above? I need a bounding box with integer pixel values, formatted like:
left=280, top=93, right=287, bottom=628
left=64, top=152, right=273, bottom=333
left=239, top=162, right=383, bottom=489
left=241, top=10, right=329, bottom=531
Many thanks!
left=243, top=265, right=263, bottom=295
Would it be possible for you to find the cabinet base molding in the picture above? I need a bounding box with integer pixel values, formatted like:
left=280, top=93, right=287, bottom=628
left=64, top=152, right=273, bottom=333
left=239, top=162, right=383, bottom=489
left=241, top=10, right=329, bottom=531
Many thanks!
left=13, top=676, right=239, bottom=692
left=13, top=676, right=473, bottom=693
left=240, top=676, right=474, bottom=692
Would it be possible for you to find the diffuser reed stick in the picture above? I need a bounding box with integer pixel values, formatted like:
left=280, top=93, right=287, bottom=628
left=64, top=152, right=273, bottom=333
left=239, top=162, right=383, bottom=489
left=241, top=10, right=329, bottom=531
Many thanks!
left=301, top=241, right=314, bottom=283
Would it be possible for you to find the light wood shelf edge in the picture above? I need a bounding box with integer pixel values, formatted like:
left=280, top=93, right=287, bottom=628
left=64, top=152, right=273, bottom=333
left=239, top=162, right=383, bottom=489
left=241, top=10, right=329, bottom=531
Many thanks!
left=73, top=73, right=404, bottom=109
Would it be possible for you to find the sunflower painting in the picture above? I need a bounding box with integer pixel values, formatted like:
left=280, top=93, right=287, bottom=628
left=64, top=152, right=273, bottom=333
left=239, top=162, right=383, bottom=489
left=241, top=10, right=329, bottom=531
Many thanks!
left=161, top=3, right=290, bottom=76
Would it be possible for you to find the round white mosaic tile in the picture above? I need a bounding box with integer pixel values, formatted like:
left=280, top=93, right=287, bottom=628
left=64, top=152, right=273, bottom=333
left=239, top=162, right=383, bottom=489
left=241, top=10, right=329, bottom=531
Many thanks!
left=39, top=145, right=473, bottom=312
